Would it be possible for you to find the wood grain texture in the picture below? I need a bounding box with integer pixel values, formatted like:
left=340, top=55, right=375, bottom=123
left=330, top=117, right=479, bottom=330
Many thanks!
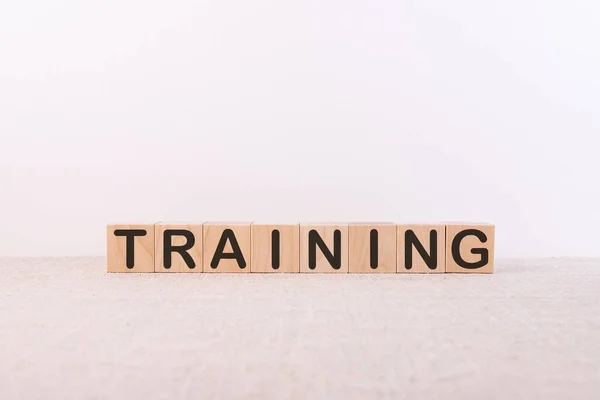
left=348, top=223, right=396, bottom=273
left=397, top=224, right=446, bottom=273
left=106, top=224, right=155, bottom=273
left=203, top=223, right=251, bottom=273
left=155, top=223, right=203, bottom=273
left=445, top=223, right=495, bottom=273
left=251, top=224, right=299, bottom=273
left=300, top=223, right=349, bottom=273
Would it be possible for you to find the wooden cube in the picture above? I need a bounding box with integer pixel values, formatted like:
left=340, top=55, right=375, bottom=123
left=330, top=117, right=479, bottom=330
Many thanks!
left=397, top=224, right=445, bottom=273
left=251, top=224, right=300, bottom=273
left=446, top=223, right=495, bottom=273
left=107, top=224, right=155, bottom=272
left=203, top=223, right=251, bottom=273
left=155, top=223, right=203, bottom=273
left=348, top=223, right=396, bottom=273
left=300, top=223, right=348, bottom=273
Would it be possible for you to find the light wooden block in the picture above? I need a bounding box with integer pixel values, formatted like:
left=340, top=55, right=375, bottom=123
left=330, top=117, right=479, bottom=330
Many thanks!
left=446, top=223, right=495, bottom=273
left=155, top=223, right=203, bottom=273
left=106, top=224, right=155, bottom=273
left=397, top=224, right=446, bottom=273
left=251, top=224, right=300, bottom=273
left=203, top=223, right=251, bottom=273
left=300, top=223, right=348, bottom=273
left=348, top=223, right=396, bottom=273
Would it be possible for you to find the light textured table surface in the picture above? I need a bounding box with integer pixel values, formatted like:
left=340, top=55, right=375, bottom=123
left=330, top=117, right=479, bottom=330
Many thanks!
left=0, top=258, right=598, bottom=399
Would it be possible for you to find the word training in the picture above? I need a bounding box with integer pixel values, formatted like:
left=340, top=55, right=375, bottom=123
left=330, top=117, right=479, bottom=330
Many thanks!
left=107, top=222, right=495, bottom=274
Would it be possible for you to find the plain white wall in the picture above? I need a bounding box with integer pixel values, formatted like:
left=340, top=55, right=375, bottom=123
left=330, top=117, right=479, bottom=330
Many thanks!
left=1, top=1, right=599, bottom=257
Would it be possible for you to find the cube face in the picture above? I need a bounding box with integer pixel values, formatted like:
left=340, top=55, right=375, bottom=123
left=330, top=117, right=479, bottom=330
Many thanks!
left=107, top=224, right=155, bottom=273
left=155, top=224, right=203, bottom=273
left=300, top=224, right=349, bottom=273
left=397, top=224, right=446, bottom=273
left=348, top=223, right=397, bottom=273
left=445, top=224, right=495, bottom=273
left=251, top=224, right=300, bottom=273
left=203, top=223, right=251, bottom=273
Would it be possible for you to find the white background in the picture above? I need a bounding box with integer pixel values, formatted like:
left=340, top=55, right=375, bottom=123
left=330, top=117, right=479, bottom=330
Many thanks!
left=0, top=1, right=598, bottom=257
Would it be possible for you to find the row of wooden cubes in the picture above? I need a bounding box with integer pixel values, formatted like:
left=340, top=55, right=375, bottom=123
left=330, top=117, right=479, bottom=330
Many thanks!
left=107, top=222, right=494, bottom=273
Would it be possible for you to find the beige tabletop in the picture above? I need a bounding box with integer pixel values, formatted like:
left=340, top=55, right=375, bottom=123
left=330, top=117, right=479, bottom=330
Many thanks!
left=0, top=257, right=598, bottom=399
